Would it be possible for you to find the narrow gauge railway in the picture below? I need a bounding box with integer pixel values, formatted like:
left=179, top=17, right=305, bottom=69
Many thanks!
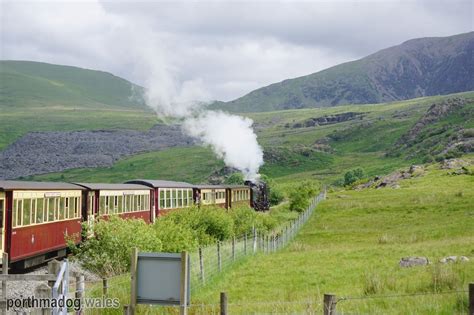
left=0, top=179, right=269, bottom=269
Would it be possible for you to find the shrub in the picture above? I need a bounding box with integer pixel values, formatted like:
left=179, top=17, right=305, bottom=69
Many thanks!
left=269, top=187, right=285, bottom=206
left=225, top=173, right=244, bottom=185
left=153, top=220, right=198, bottom=252
left=344, top=167, right=366, bottom=186
left=74, top=217, right=162, bottom=277
left=289, top=180, right=319, bottom=212
left=162, top=206, right=234, bottom=244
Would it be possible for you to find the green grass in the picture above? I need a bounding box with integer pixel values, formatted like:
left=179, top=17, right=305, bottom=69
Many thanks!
left=83, top=163, right=473, bottom=314
left=31, top=146, right=225, bottom=184
left=188, top=163, right=474, bottom=314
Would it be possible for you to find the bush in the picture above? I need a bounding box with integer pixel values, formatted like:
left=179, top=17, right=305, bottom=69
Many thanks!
left=269, top=187, right=284, bottom=206
left=73, top=217, right=162, bottom=277
left=289, top=180, right=319, bottom=212
left=162, top=206, right=234, bottom=245
left=344, top=167, right=366, bottom=186
left=225, top=173, right=244, bottom=185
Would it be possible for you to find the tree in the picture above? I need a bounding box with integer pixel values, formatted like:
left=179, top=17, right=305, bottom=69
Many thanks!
left=225, top=173, right=244, bottom=185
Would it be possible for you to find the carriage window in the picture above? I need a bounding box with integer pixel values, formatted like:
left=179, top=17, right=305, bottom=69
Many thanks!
left=47, top=198, right=55, bottom=222
left=67, top=198, right=74, bottom=218
left=159, top=190, right=165, bottom=209
left=89, top=194, right=95, bottom=215
left=23, top=199, right=31, bottom=226
left=127, top=195, right=131, bottom=212
left=137, top=194, right=141, bottom=210
left=117, top=196, right=123, bottom=213
left=36, top=198, right=44, bottom=223
left=165, top=190, right=171, bottom=209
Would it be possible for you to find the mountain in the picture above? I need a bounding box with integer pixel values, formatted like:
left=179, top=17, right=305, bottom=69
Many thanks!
left=0, top=60, right=146, bottom=109
left=215, top=32, right=474, bottom=112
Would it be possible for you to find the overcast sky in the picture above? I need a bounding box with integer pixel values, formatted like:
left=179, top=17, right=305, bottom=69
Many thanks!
left=1, top=0, right=473, bottom=102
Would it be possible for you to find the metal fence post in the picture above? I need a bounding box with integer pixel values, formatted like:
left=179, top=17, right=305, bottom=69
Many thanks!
left=75, top=275, right=84, bottom=315
left=1, top=253, right=7, bottom=314
left=232, top=237, right=235, bottom=262
left=244, top=234, right=247, bottom=255
left=253, top=228, right=257, bottom=254
left=199, top=247, right=205, bottom=284
left=217, top=241, right=222, bottom=272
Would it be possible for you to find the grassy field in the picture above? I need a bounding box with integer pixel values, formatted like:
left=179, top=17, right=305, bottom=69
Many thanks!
left=83, top=161, right=473, bottom=314
left=190, top=162, right=474, bottom=314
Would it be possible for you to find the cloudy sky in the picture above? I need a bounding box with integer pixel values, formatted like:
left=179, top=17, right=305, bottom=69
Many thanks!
left=1, top=0, right=473, bottom=102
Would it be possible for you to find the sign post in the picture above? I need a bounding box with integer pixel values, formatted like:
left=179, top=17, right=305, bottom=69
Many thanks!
left=129, top=249, right=190, bottom=314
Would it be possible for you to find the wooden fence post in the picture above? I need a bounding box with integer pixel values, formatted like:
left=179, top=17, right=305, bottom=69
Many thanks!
left=75, top=275, right=84, bottom=315
left=323, top=294, right=336, bottom=315
left=217, top=241, right=221, bottom=272
left=102, top=278, right=108, bottom=296
left=130, top=247, right=139, bottom=315
left=220, top=292, right=227, bottom=315
left=47, top=259, right=61, bottom=288
left=180, top=251, right=189, bottom=315
left=199, top=247, right=205, bottom=284
left=469, top=283, right=473, bottom=315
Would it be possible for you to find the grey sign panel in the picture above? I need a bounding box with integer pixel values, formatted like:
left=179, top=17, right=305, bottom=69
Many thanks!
left=136, top=252, right=190, bottom=305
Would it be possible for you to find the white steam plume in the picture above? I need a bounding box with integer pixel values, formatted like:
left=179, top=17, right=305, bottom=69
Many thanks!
left=183, top=111, right=264, bottom=181
left=134, top=37, right=264, bottom=180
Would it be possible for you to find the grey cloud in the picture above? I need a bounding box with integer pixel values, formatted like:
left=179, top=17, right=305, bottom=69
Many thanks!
left=1, top=0, right=473, bottom=101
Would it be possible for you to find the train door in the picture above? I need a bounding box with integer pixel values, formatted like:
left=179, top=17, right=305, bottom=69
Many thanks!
left=0, top=193, right=4, bottom=256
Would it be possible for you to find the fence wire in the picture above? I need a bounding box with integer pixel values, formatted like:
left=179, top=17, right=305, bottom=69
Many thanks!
left=190, top=192, right=326, bottom=291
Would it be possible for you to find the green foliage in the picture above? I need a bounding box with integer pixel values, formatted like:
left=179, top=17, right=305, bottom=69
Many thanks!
left=343, top=167, right=366, bottom=186
left=73, top=217, right=162, bottom=277
left=289, top=180, right=319, bottom=212
left=225, top=173, right=245, bottom=185
left=269, top=188, right=285, bottom=206
left=161, top=206, right=234, bottom=244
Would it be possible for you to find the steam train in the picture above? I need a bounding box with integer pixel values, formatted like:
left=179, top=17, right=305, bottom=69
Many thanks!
left=0, top=178, right=269, bottom=268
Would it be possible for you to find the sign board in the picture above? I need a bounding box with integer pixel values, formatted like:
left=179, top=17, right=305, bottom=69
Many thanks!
left=135, top=252, right=190, bottom=306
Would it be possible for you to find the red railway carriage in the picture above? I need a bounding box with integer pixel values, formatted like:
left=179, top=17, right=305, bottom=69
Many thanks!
left=194, top=185, right=228, bottom=208
left=73, top=183, right=154, bottom=225
left=0, top=181, right=84, bottom=268
left=226, top=185, right=252, bottom=209
left=125, top=180, right=194, bottom=217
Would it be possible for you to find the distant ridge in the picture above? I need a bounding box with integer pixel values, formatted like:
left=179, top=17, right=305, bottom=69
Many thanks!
left=214, top=32, right=474, bottom=112
left=0, top=60, right=146, bottom=109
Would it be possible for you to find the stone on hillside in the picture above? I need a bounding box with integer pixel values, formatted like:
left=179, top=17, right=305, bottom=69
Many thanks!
left=440, top=256, right=470, bottom=263
left=440, top=158, right=469, bottom=170
left=399, top=257, right=429, bottom=267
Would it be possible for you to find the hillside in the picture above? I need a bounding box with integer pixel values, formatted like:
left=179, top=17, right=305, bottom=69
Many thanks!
left=0, top=61, right=159, bottom=150
left=30, top=92, right=474, bottom=188
left=191, top=161, right=474, bottom=313
left=214, top=32, right=474, bottom=112
left=0, top=60, right=147, bottom=109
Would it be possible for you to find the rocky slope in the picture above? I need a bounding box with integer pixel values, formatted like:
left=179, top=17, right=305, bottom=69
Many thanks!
left=0, top=125, right=194, bottom=179
left=215, top=32, right=474, bottom=112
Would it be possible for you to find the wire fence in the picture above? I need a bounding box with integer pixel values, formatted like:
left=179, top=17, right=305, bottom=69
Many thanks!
left=189, top=191, right=326, bottom=291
